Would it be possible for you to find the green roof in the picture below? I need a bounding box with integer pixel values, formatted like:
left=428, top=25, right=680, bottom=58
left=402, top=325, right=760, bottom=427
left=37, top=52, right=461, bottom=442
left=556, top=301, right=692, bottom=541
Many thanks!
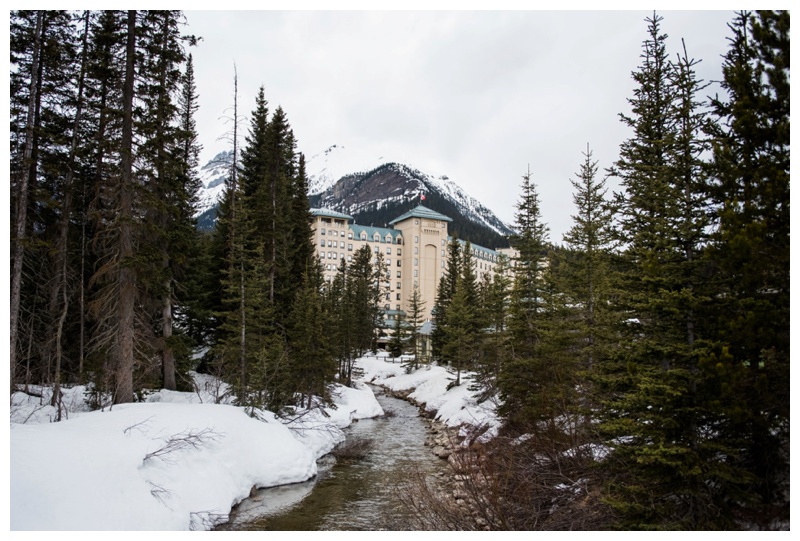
left=310, top=208, right=353, bottom=221
left=388, top=204, right=453, bottom=225
left=351, top=224, right=402, bottom=242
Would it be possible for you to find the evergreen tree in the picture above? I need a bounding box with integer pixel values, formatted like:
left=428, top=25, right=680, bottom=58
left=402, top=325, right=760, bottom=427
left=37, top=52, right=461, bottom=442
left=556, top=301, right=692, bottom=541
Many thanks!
left=706, top=10, right=790, bottom=511
left=441, top=241, right=483, bottom=384
left=431, top=234, right=460, bottom=364
left=498, top=167, right=550, bottom=428
left=598, top=13, right=754, bottom=528
left=388, top=311, right=407, bottom=362
left=288, top=269, right=335, bottom=409
left=471, top=254, right=511, bottom=403
left=403, top=284, right=426, bottom=370
left=561, top=144, right=618, bottom=375
left=440, top=277, right=475, bottom=388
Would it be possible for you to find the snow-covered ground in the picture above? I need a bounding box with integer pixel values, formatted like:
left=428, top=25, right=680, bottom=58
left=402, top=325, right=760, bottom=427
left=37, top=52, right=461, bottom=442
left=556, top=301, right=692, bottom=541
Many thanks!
left=9, top=355, right=498, bottom=530
left=359, top=352, right=500, bottom=441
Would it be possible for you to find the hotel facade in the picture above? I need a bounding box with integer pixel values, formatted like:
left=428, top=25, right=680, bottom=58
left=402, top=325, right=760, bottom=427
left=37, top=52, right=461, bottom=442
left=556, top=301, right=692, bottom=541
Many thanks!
left=310, top=205, right=515, bottom=323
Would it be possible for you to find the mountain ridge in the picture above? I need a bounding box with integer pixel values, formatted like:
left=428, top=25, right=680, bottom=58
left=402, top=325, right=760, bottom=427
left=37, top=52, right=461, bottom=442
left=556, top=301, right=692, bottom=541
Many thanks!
left=195, top=148, right=514, bottom=249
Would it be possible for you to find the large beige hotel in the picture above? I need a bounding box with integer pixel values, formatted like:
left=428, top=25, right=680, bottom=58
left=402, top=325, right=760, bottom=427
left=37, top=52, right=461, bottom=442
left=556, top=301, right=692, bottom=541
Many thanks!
left=310, top=205, right=514, bottom=323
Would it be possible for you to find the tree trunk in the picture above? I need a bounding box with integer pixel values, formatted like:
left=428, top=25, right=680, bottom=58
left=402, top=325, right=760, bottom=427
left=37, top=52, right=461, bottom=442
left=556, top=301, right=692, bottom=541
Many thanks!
left=114, top=10, right=137, bottom=404
left=50, top=10, right=90, bottom=413
left=161, top=283, right=176, bottom=390
left=10, top=10, right=43, bottom=392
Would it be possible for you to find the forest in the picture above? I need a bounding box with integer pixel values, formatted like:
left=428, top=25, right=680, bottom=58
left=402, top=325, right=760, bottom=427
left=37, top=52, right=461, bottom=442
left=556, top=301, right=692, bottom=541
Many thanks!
left=9, top=10, right=789, bottom=530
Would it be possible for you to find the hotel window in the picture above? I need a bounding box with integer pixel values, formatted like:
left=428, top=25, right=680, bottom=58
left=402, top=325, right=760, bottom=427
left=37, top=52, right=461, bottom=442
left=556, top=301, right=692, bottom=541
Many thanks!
left=414, top=258, right=418, bottom=266
left=441, top=261, right=445, bottom=268
left=320, top=252, right=325, bottom=259
left=374, top=246, right=379, bottom=253
left=441, top=250, right=445, bottom=257
left=321, top=228, right=326, bottom=235
left=328, top=240, right=332, bottom=247
left=414, top=247, right=418, bottom=255
left=396, top=304, right=401, bottom=310
left=385, top=304, right=390, bottom=311
left=374, top=234, right=380, bottom=242
left=414, top=270, right=418, bottom=277
left=320, top=239, right=325, bottom=247
left=332, top=252, right=337, bottom=259
left=396, top=293, right=401, bottom=300
left=340, top=231, right=345, bottom=237
left=348, top=243, right=353, bottom=251
left=386, top=293, right=390, bottom=300
left=396, top=282, right=401, bottom=289
left=328, top=252, right=333, bottom=259
left=361, top=233, right=366, bottom=240
left=386, top=247, right=391, bottom=255
left=348, top=255, right=352, bottom=262
left=348, top=233, right=353, bottom=239
left=397, top=271, right=401, bottom=278
left=385, top=235, right=392, bottom=243
left=397, top=248, right=402, bottom=256
left=387, top=259, right=391, bottom=265
left=415, top=236, right=419, bottom=244
left=397, top=260, right=401, bottom=267
left=441, top=239, right=445, bottom=246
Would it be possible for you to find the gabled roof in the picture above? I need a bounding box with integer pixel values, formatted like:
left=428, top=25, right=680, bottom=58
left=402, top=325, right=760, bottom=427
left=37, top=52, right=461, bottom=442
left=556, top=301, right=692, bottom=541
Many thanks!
left=351, top=224, right=401, bottom=242
left=310, top=208, right=353, bottom=221
left=389, top=204, right=453, bottom=225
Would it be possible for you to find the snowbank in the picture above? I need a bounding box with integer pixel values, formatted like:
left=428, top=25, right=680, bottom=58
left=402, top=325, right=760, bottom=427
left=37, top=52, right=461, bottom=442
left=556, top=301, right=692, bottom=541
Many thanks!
left=9, top=356, right=497, bottom=531
left=10, top=378, right=382, bottom=530
left=358, top=354, right=500, bottom=440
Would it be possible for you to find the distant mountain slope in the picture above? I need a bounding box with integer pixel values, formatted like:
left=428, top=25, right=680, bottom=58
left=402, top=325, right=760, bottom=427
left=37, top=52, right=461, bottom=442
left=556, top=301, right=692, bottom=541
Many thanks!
left=195, top=149, right=514, bottom=249
left=309, top=162, right=513, bottom=249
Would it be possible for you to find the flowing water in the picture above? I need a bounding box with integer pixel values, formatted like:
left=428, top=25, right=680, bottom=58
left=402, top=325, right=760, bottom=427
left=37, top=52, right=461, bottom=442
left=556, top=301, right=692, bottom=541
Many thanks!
left=220, top=386, right=450, bottom=530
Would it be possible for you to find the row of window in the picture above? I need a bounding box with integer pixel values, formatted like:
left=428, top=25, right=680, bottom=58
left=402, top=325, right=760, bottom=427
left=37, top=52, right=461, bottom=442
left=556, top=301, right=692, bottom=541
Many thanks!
left=319, top=228, right=346, bottom=237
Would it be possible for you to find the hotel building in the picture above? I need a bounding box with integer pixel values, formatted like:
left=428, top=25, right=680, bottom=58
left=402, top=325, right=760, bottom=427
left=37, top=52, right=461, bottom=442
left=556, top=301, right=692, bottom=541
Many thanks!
left=310, top=205, right=514, bottom=322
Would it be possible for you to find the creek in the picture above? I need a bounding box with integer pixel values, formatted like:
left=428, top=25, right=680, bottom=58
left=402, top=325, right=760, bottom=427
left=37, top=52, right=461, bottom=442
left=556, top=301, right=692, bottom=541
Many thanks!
left=219, top=385, right=450, bottom=530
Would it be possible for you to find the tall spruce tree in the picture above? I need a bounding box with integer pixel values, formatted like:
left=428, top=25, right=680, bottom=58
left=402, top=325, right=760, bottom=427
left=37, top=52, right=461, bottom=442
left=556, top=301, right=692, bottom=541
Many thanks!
left=498, top=167, right=550, bottom=428
left=403, top=284, right=426, bottom=369
left=706, top=10, right=790, bottom=511
left=598, top=13, right=754, bottom=528
left=561, top=145, right=618, bottom=375
left=431, top=234, right=461, bottom=364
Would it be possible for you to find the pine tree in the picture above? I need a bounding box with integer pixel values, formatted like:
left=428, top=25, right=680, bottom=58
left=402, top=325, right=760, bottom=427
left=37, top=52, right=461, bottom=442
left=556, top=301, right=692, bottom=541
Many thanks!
left=10, top=10, right=85, bottom=395
left=706, top=10, right=790, bottom=511
left=561, top=145, right=617, bottom=374
left=388, top=311, right=407, bottom=362
left=136, top=11, right=196, bottom=391
left=441, top=241, right=483, bottom=384
left=471, top=254, right=511, bottom=402
left=288, top=269, right=335, bottom=409
left=431, top=234, right=460, bottom=364
left=403, top=284, right=426, bottom=369
left=498, top=167, right=550, bottom=427
left=598, top=13, right=754, bottom=528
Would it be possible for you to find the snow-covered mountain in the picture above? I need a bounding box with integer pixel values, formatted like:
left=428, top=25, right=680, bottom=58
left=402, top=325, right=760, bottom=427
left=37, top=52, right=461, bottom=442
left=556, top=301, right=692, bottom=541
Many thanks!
left=309, top=162, right=514, bottom=241
left=196, top=150, right=232, bottom=216
left=194, top=146, right=514, bottom=247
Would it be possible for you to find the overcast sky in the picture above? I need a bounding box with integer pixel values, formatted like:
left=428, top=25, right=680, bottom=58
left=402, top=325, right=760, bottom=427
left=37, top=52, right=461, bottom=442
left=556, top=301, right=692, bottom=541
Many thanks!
left=184, top=9, right=735, bottom=241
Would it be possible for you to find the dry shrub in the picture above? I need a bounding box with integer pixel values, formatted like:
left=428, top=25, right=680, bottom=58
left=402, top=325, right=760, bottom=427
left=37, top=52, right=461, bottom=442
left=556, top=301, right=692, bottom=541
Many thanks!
left=400, top=427, right=613, bottom=530
left=331, top=436, right=374, bottom=460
